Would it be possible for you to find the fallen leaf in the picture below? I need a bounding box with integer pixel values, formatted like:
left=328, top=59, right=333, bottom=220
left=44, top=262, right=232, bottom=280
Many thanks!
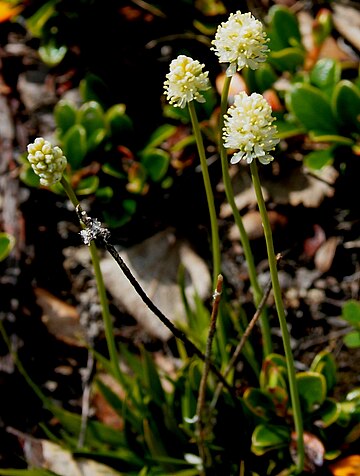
left=228, top=210, right=287, bottom=241
left=333, top=4, right=360, bottom=53
left=216, top=71, right=248, bottom=104
left=303, top=224, right=326, bottom=258
left=291, top=431, right=325, bottom=472
left=329, top=454, right=360, bottom=476
left=314, top=236, right=340, bottom=273
left=35, top=288, right=86, bottom=346
left=100, top=228, right=211, bottom=340
left=92, top=373, right=124, bottom=430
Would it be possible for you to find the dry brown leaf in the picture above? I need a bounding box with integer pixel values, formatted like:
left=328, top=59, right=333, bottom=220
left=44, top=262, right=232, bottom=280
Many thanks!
left=22, top=438, right=122, bottom=475
left=291, top=431, right=325, bottom=472
left=333, top=4, right=360, bottom=53
left=314, top=236, right=340, bottom=273
left=303, top=224, right=326, bottom=258
left=228, top=209, right=287, bottom=241
left=92, top=373, right=124, bottom=430
left=35, top=288, right=86, bottom=346
left=100, top=228, right=211, bottom=340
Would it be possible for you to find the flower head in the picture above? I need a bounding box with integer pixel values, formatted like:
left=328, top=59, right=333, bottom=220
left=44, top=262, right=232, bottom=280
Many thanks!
left=27, top=137, right=67, bottom=186
left=223, top=92, right=279, bottom=165
left=212, top=11, right=269, bottom=77
left=164, top=55, right=210, bottom=108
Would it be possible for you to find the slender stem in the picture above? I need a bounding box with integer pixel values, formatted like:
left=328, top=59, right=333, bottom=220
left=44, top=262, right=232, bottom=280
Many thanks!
left=188, top=101, right=221, bottom=288
left=196, top=275, right=223, bottom=474
left=219, top=75, right=272, bottom=357
left=60, top=176, right=122, bottom=383
left=249, top=161, right=304, bottom=473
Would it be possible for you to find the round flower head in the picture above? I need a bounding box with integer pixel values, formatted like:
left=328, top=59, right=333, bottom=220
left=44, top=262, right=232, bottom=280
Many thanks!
left=164, top=55, right=210, bottom=108
left=212, top=11, right=269, bottom=77
left=27, top=137, right=67, bottom=186
left=223, top=92, right=279, bottom=165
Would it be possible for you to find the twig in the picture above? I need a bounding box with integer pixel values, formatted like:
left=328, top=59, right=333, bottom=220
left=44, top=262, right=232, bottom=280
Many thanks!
left=196, top=275, right=223, bottom=475
left=211, top=277, right=273, bottom=410
left=75, top=206, right=236, bottom=399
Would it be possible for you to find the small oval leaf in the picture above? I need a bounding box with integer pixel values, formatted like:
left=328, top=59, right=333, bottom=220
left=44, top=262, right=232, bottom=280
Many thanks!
left=63, top=124, right=87, bottom=169
left=0, top=233, right=15, bottom=262
left=333, top=80, right=360, bottom=132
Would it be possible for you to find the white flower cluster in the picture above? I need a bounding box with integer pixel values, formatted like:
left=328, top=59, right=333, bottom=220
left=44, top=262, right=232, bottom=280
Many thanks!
left=223, top=92, right=279, bottom=165
left=27, top=137, right=67, bottom=186
left=163, top=55, right=210, bottom=108
left=212, top=11, right=269, bottom=77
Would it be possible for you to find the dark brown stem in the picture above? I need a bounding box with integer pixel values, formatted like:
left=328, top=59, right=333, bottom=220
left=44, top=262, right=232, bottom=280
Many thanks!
left=196, top=275, right=223, bottom=474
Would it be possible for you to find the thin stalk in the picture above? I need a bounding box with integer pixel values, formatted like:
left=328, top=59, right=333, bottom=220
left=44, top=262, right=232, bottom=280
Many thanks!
left=60, top=176, right=122, bottom=383
left=196, top=275, right=223, bottom=474
left=188, top=101, right=221, bottom=288
left=249, top=161, right=304, bottom=474
left=219, top=75, right=272, bottom=357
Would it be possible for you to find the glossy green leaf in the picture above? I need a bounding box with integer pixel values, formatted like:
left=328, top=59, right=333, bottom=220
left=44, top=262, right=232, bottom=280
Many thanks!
left=0, top=232, right=15, bottom=262
left=275, top=119, right=305, bottom=139
left=63, top=124, right=87, bottom=169
left=105, top=104, right=133, bottom=140
left=0, top=470, right=57, bottom=476
left=80, top=73, right=110, bottom=104
left=332, top=80, right=360, bottom=132
left=78, top=101, right=105, bottom=138
left=87, top=128, right=107, bottom=151
left=75, top=175, right=99, bottom=195
left=269, top=47, right=305, bottom=73
left=260, top=354, right=288, bottom=390
left=287, top=83, right=338, bottom=134
left=267, top=6, right=302, bottom=50
left=54, top=100, right=77, bottom=136
left=310, top=351, right=337, bottom=392
left=308, top=133, right=353, bottom=145
left=251, top=424, right=290, bottom=455
left=95, top=186, right=113, bottom=201
left=296, top=372, right=327, bottom=413
left=38, top=41, right=67, bottom=67
left=102, top=163, right=126, bottom=179
left=20, top=163, right=41, bottom=187
left=25, top=0, right=58, bottom=38
left=145, top=124, right=177, bottom=149
left=344, top=331, right=360, bottom=348
left=310, top=59, right=340, bottom=95
left=304, top=148, right=334, bottom=170
left=243, top=388, right=276, bottom=420
left=141, top=148, right=170, bottom=182
left=342, top=300, right=360, bottom=328
left=314, top=398, right=341, bottom=428
left=254, top=63, right=278, bottom=92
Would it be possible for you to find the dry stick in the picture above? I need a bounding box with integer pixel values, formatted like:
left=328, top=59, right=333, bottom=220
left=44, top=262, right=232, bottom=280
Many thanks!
left=211, top=277, right=273, bottom=410
left=75, top=206, right=236, bottom=399
left=196, top=275, right=223, bottom=475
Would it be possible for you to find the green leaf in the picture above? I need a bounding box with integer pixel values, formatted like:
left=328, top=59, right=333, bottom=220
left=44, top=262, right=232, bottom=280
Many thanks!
left=105, top=104, right=133, bottom=140
left=304, top=148, right=334, bottom=170
left=25, top=0, right=58, bottom=38
left=308, top=133, right=354, bottom=145
left=251, top=424, right=290, bottom=455
left=344, top=331, right=360, bottom=348
left=38, top=40, right=67, bottom=67
left=102, top=163, right=126, bottom=179
left=54, top=100, right=77, bottom=137
left=342, top=300, right=360, bottom=328
left=260, top=354, right=288, bottom=390
left=313, top=398, right=341, bottom=428
left=75, top=176, right=99, bottom=195
left=310, top=351, right=337, bottom=392
left=20, top=163, right=41, bottom=187
left=286, top=83, right=338, bottom=134
left=332, top=80, right=360, bottom=132
left=296, top=372, right=327, bottom=413
left=63, top=124, right=87, bottom=169
left=254, top=63, right=278, bottom=92
left=243, top=388, right=276, bottom=420
left=0, top=470, right=58, bottom=476
left=268, top=47, right=305, bottom=73
left=141, top=148, right=170, bottom=182
left=80, top=73, right=110, bottom=105
left=145, top=124, right=177, bottom=149
left=96, top=186, right=113, bottom=201
left=87, top=128, right=107, bottom=152
left=275, top=119, right=305, bottom=139
left=268, top=6, right=302, bottom=50
left=0, top=232, right=15, bottom=262
left=78, top=101, right=105, bottom=138
left=310, top=59, right=340, bottom=95
left=141, top=347, right=166, bottom=406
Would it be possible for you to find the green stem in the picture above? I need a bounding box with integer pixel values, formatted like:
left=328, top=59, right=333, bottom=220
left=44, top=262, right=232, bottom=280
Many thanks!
left=249, top=161, right=304, bottom=474
left=219, top=75, right=272, bottom=357
left=188, top=101, right=221, bottom=288
left=60, top=176, right=122, bottom=383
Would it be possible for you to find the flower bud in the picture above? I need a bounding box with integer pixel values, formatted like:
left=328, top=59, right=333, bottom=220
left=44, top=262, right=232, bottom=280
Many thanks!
left=27, top=137, right=67, bottom=186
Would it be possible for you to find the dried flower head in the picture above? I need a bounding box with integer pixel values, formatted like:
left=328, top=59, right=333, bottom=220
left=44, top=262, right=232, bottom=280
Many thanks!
left=164, top=55, right=210, bottom=108
left=212, top=11, right=269, bottom=77
left=223, top=92, right=279, bottom=165
left=27, top=137, right=67, bottom=186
